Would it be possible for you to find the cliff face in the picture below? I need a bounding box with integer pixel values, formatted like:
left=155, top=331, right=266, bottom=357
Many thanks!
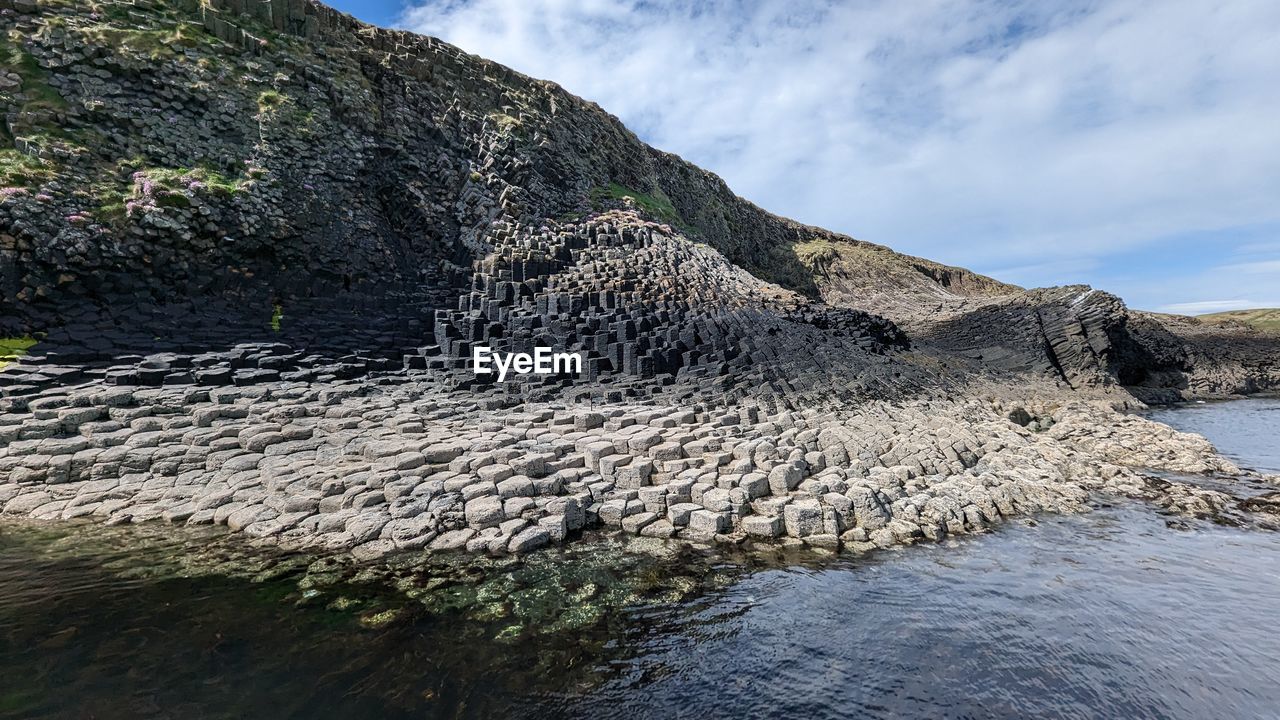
left=0, top=0, right=1275, bottom=402
left=0, top=0, right=1006, bottom=322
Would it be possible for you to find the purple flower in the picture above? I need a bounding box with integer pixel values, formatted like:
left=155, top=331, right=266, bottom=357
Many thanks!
left=35, top=193, right=53, bottom=202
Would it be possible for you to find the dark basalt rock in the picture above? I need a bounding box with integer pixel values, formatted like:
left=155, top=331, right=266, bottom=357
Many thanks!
left=0, top=0, right=1274, bottom=406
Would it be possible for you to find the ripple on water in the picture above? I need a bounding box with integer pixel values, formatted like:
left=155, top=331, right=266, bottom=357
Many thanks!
left=535, top=506, right=1280, bottom=720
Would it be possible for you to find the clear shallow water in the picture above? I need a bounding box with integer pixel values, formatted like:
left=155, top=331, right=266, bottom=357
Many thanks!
left=1148, top=396, right=1280, bottom=475
left=2, top=399, right=1278, bottom=719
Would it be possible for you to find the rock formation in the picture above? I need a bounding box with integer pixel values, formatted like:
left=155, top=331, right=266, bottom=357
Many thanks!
left=1, top=0, right=1277, bottom=558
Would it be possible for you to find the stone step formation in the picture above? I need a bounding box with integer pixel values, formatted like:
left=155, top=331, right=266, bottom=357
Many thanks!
left=3, top=373, right=1264, bottom=559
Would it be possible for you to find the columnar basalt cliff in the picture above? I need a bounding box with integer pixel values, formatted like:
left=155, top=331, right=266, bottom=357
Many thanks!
left=1, top=0, right=1278, bottom=559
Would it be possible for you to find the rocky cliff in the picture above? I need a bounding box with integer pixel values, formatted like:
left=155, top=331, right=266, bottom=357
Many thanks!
left=1, top=0, right=975, bottom=315
left=0, top=0, right=1276, bottom=403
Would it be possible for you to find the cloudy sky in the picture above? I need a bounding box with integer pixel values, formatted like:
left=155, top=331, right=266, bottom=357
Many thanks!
left=328, top=0, right=1280, bottom=314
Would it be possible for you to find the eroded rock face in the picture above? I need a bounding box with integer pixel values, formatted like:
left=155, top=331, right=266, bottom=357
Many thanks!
left=0, top=0, right=879, bottom=325
left=1, top=0, right=1275, bottom=399
left=867, top=285, right=1278, bottom=403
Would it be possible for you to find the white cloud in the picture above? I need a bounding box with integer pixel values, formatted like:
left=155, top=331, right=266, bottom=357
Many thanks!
left=1160, top=300, right=1263, bottom=315
left=1217, top=260, right=1280, bottom=275
left=398, top=0, right=1280, bottom=309
left=1138, top=257, right=1280, bottom=314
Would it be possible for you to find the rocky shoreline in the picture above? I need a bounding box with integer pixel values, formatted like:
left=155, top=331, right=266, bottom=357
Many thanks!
left=3, top=367, right=1276, bottom=562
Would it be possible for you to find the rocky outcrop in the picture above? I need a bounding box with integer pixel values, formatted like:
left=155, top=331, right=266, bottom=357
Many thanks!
left=1, top=0, right=1275, bottom=401
left=0, top=0, right=920, bottom=324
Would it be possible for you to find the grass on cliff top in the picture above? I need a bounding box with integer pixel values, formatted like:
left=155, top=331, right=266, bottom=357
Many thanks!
left=793, top=238, right=841, bottom=272
left=590, top=183, right=685, bottom=228
left=788, top=235, right=1018, bottom=298
left=1200, top=308, right=1280, bottom=335
left=0, top=337, right=37, bottom=370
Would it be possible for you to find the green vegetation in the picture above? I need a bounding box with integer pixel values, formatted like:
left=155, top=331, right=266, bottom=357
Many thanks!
left=75, top=21, right=208, bottom=61
left=0, top=149, right=54, bottom=187
left=81, top=165, right=254, bottom=224
left=1200, top=308, right=1280, bottom=335
left=257, top=89, right=287, bottom=114
left=139, top=166, right=250, bottom=197
left=0, top=336, right=37, bottom=370
left=0, top=687, right=41, bottom=716
left=256, top=90, right=318, bottom=132
left=1, top=33, right=70, bottom=115
left=93, top=193, right=128, bottom=222
left=1, top=34, right=90, bottom=190
left=792, top=238, right=841, bottom=274
left=87, top=157, right=144, bottom=224
left=488, top=112, right=523, bottom=134
left=590, top=183, right=685, bottom=228
left=742, top=241, right=823, bottom=299
left=270, top=303, right=284, bottom=332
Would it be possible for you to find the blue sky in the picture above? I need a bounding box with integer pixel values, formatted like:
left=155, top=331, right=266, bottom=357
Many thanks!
left=329, top=0, right=1280, bottom=314
left=326, top=0, right=401, bottom=27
